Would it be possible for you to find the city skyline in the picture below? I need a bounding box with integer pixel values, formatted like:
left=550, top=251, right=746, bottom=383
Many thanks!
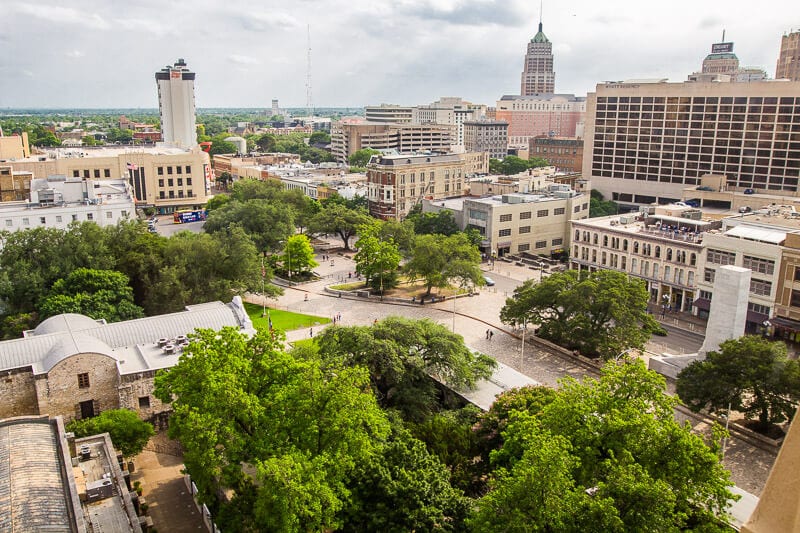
left=1, top=0, right=798, bottom=109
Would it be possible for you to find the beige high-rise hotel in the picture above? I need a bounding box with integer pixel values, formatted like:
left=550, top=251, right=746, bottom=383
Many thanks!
left=583, top=80, right=800, bottom=207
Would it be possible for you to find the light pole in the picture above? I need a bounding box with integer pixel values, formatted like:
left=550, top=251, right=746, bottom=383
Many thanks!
left=520, top=319, right=527, bottom=369
left=261, top=253, right=267, bottom=317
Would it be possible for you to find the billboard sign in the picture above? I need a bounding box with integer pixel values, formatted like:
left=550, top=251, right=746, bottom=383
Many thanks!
left=711, top=42, right=734, bottom=54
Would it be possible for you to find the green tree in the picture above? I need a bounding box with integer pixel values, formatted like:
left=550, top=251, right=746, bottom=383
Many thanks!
left=488, top=155, right=549, bottom=175
left=405, top=233, right=483, bottom=296
left=407, top=208, right=460, bottom=236
left=341, top=425, right=471, bottom=532
left=353, top=224, right=401, bottom=292
left=348, top=148, right=381, bottom=167
left=81, top=135, right=98, bottom=146
left=677, top=336, right=800, bottom=432
left=589, top=190, right=619, bottom=217
left=308, top=203, right=372, bottom=251
left=67, top=409, right=154, bottom=457
left=282, top=234, right=318, bottom=278
left=215, top=171, right=233, bottom=190
left=377, top=218, right=416, bottom=257
left=309, top=130, right=331, bottom=144
left=255, top=132, right=277, bottom=152
left=312, top=316, right=495, bottom=421
left=106, top=128, right=133, bottom=144
left=154, top=327, right=390, bottom=532
left=472, top=361, right=735, bottom=532
left=501, top=270, right=659, bottom=359
left=203, top=199, right=295, bottom=252
left=38, top=268, right=144, bottom=322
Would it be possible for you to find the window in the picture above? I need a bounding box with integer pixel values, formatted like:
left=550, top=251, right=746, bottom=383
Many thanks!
left=167, top=166, right=173, bottom=175
left=537, top=209, right=549, bottom=217
left=73, top=170, right=80, bottom=177
left=519, top=226, right=531, bottom=234
left=631, top=258, right=637, bottom=272
left=499, top=214, right=512, bottom=222
left=704, top=268, right=716, bottom=283
left=535, top=240, right=547, bottom=249
left=700, top=290, right=713, bottom=300
left=707, top=249, right=736, bottom=265
left=106, top=212, right=113, bottom=219
left=187, top=189, right=193, bottom=197
left=121, top=211, right=128, bottom=218
left=39, top=217, right=46, bottom=224
left=690, top=253, right=697, bottom=266
left=185, top=165, right=191, bottom=174
left=168, top=178, right=174, bottom=187
left=157, top=167, right=164, bottom=175
left=78, top=373, right=90, bottom=388
left=633, top=242, right=639, bottom=254
left=655, top=246, right=661, bottom=258
left=520, top=211, right=531, bottom=219
left=603, top=236, right=609, bottom=247
left=158, top=179, right=164, bottom=187
left=748, top=302, right=770, bottom=315
left=169, top=190, right=175, bottom=198
left=750, top=279, right=772, bottom=296
left=187, top=177, right=192, bottom=185
left=743, top=255, right=775, bottom=275
left=177, top=165, right=182, bottom=174
left=574, top=205, right=580, bottom=213
left=499, top=229, right=512, bottom=237
left=56, top=216, right=62, bottom=223
left=72, top=214, right=78, bottom=221
left=554, top=207, right=565, bottom=215
left=104, top=169, right=111, bottom=178
left=94, top=169, right=100, bottom=178
left=87, top=214, right=93, bottom=221
left=159, top=191, right=165, bottom=199
left=552, top=238, right=563, bottom=246
left=518, top=243, right=530, bottom=252
left=792, top=290, right=800, bottom=308
left=22, top=218, right=29, bottom=226
left=138, top=396, right=151, bottom=409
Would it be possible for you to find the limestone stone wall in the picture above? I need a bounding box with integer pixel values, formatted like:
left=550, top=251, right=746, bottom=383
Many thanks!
left=35, top=353, right=120, bottom=422
left=0, top=367, right=39, bottom=418
left=118, top=372, right=171, bottom=418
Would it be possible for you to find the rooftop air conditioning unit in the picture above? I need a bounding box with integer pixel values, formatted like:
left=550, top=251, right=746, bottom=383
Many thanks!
left=163, top=344, right=176, bottom=355
left=86, top=478, right=114, bottom=502
left=157, top=338, right=169, bottom=347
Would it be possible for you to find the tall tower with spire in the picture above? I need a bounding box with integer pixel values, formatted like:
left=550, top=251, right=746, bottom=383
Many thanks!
left=520, top=6, right=555, bottom=95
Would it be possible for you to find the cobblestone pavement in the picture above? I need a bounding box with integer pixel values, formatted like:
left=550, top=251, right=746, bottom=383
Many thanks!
left=261, top=251, right=777, bottom=495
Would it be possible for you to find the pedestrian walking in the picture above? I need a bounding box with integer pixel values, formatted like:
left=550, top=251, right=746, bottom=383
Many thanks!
left=337, top=312, right=341, bottom=321
left=486, top=329, right=490, bottom=339
left=309, top=328, right=313, bottom=338
left=489, top=330, right=494, bottom=340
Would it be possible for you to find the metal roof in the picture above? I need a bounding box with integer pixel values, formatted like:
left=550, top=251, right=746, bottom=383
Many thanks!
left=0, top=299, right=253, bottom=374
left=724, top=225, right=787, bottom=244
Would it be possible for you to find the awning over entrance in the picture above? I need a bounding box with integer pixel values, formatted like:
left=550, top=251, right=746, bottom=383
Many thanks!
left=770, top=316, right=800, bottom=332
left=693, top=298, right=711, bottom=311
left=746, top=310, right=769, bottom=324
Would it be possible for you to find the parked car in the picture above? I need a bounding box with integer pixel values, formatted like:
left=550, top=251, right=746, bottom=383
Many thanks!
left=739, top=206, right=752, bottom=213
left=744, top=188, right=755, bottom=195
left=483, top=276, right=495, bottom=286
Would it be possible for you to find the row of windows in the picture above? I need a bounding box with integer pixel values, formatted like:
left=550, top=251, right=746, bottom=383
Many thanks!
left=157, top=165, right=192, bottom=175
left=703, top=267, right=774, bottom=296
left=597, top=95, right=798, bottom=106
left=574, top=230, right=699, bottom=265
left=575, top=245, right=696, bottom=285
left=73, top=168, right=111, bottom=178
left=159, top=190, right=194, bottom=199
left=4, top=211, right=129, bottom=227
left=77, top=372, right=152, bottom=409
left=398, top=169, right=463, bottom=184
left=158, top=178, right=193, bottom=188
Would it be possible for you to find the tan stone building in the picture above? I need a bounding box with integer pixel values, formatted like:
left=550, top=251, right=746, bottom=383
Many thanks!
left=212, top=152, right=301, bottom=180
left=0, top=132, right=30, bottom=159
left=0, top=165, right=32, bottom=201
left=584, top=80, right=800, bottom=208
left=367, top=153, right=486, bottom=219
left=776, top=30, right=800, bottom=81
left=0, top=298, right=254, bottom=423
left=424, top=185, right=588, bottom=258
left=331, top=121, right=455, bottom=164
left=570, top=205, right=720, bottom=313
left=7, top=146, right=211, bottom=214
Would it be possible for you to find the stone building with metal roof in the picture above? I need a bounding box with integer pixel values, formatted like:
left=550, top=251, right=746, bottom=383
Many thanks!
left=0, top=297, right=254, bottom=423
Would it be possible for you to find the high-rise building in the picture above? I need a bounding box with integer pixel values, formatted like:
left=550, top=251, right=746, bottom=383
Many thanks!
left=365, top=105, right=414, bottom=124
left=271, top=98, right=281, bottom=116
left=330, top=120, right=455, bottom=164
left=463, top=120, right=509, bottom=159
left=155, top=59, right=197, bottom=149
left=520, top=19, right=555, bottom=95
left=583, top=80, right=800, bottom=207
left=776, top=30, right=800, bottom=81
left=687, top=34, right=767, bottom=83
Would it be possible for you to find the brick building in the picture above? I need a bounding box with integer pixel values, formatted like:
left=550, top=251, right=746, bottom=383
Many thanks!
left=529, top=136, right=584, bottom=174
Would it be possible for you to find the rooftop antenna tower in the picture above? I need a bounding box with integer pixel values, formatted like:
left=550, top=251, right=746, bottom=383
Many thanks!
left=305, top=24, right=313, bottom=117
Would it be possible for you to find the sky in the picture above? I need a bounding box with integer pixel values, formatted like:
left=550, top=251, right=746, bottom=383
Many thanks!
left=0, top=0, right=797, bottom=109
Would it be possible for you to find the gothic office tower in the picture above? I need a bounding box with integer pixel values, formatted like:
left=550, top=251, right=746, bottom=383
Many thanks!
left=155, top=59, right=197, bottom=148
left=520, top=18, right=555, bottom=95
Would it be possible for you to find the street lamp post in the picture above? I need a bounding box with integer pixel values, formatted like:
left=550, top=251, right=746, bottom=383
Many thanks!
left=520, top=319, right=527, bottom=369
left=261, top=253, right=267, bottom=317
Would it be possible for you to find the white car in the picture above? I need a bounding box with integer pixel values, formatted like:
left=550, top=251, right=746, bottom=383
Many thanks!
left=483, top=276, right=495, bottom=286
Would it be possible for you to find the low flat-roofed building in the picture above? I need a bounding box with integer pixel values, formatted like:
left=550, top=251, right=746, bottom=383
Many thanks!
left=0, top=297, right=254, bottom=423
left=0, top=132, right=30, bottom=160
left=424, top=184, right=588, bottom=257
left=0, top=175, right=135, bottom=233
left=529, top=136, right=584, bottom=174
left=0, top=164, right=33, bottom=201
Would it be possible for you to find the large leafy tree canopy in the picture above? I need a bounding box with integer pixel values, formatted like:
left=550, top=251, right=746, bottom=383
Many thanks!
left=0, top=221, right=270, bottom=337
left=154, top=327, right=391, bottom=533
left=353, top=223, right=402, bottom=291
left=281, top=234, right=318, bottom=277
left=677, top=335, right=800, bottom=431
left=308, top=203, right=372, bottom=251
left=472, top=361, right=736, bottom=532
left=67, top=409, right=154, bottom=457
left=501, top=269, right=660, bottom=359
left=38, top=268, right=144, bottom=322
left=311, top=316, right=496, bottom=421
left=488, top=155, right=549, bottom=175
left=404, top=233, right=483, bottom=295
left=348, top=148, right=381, bottom=168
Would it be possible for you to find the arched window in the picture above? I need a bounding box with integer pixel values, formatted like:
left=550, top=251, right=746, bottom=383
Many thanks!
left=633, top=242, right=639, bottom=254
left=655, top=246, right=661, bottom=259
left=664, top=266, right=671, bottom=280
left=666, top=248, right=673, bottom=261
left=623, top=239, right=629, bottom=251
left=603, top=235, right=609, bottom=247
left=690, top=253, right=697, bottom=266
left=575, top=230, right=580, bottom=241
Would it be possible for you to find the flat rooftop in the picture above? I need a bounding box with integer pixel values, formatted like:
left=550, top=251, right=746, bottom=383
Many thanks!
left=12, top=145, right=196, bottom=162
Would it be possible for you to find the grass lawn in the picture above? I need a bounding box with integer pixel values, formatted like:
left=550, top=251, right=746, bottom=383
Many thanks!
left=245, top=302, right=331, bottom=331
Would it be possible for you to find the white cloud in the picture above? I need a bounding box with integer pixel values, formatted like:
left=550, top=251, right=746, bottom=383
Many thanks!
left=12, top=3, right=110, bottom=29
left=228, top=54, right=260, bottom=66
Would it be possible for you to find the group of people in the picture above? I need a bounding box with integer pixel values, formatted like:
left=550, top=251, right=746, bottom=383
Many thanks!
left=485, top=329, right=494, bottom=340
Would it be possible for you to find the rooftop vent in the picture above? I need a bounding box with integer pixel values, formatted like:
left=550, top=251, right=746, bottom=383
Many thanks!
left=163, top=344, right=176, bottom=355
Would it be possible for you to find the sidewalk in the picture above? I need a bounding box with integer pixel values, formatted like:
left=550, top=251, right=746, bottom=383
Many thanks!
left=648, top=302, right=707, bottom=336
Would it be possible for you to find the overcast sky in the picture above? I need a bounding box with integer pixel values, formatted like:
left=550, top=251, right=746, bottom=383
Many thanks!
left=0, top=0, right=797, bottom=109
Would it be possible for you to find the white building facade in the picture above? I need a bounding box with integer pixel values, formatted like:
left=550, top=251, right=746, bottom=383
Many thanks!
left=155, top=59, right=197, bottom=149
